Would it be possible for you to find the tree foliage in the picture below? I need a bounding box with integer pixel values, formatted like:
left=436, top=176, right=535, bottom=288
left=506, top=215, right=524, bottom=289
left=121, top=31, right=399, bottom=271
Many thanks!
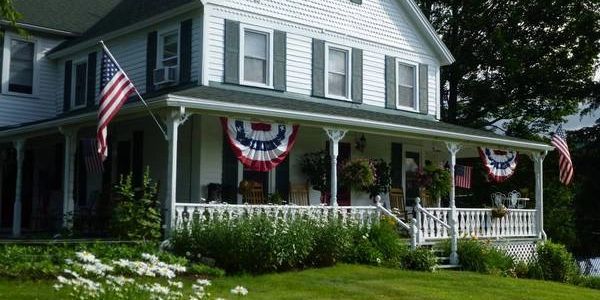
left=417, top=0, right=600, bottom=136
left=1, top=0, right=21, bottom=27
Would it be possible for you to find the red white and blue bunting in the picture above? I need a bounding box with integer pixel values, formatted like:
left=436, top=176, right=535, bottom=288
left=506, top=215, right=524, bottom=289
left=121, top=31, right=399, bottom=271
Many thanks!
left=221, top=117, right=299, bottom=172
left=478, top=147, right=518, bottom=182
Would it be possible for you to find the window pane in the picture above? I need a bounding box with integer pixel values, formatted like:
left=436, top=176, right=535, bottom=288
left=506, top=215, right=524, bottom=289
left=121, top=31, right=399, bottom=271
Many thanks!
left=9, top=40, right=34, bottom=94
left=398, top=64, right=414, bottom=87
left=398, top=86, right=415, bottom=108
left=163, top=33, right=178, bottom=58
left=328, top=73, right=347, bottom=97
left=244, top=57, right=266, bottom=83
left=74, top=63, right=87, bottom=106
left=244, top=31, right=267, bottom=59
left=328, top=48, right=347, bottom=74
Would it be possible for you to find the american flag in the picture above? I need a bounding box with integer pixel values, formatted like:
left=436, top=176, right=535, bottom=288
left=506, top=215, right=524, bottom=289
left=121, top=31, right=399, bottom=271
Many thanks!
left=551, top=124, right=574, bottom=185
left=82, top=139, right=104, bottom=174
left=455, top=165, right=472, bottom=189
left=97, top=43, right=137, bottom=160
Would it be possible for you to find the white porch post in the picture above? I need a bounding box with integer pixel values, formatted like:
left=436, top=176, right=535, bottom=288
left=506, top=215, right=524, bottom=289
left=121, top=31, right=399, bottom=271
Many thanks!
left=12, top=139, right=25, bottom=237
left=445, top=142, right=461, bottom=265
left=164, top=107, right=189, bottom=233
left=324, top=128, right=347, bottom=207
left=60, top=127, right=77, bottom=229
left=532, top=151, right=547, bottom=240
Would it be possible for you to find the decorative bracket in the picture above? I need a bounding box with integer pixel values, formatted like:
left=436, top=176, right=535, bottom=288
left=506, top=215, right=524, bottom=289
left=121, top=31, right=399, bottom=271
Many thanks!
left=530, top=150, right=548, bottom=164
left=323, top=128, right=348, bottom=143
left=445, top=142, right=462, bottom=155
left=164, top=107, right=192, bottom=141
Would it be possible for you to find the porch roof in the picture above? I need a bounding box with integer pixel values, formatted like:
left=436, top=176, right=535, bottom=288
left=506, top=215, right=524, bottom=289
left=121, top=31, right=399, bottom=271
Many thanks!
left=168, top=85, right=554, bottom=152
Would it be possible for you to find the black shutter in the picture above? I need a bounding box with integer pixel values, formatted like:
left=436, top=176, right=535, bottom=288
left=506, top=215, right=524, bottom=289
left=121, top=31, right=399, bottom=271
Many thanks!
left=63, top=60, right=73, bottom=112
left=179, top=19, right=193, bottom=84
left=385, top=56, right=396, bottom=109
left=273, top=30, right=287, bottom=91
left=116, top=141, right=131, bottom=178
left=351, top=48, right=363, bottom=103
left=419, top=64, right=429, bottom=114
left=391, top=143, right=403, bottom=188
left=86, top=52, right=97, bottom=107
left=146, top=31, right=158, bottom=93
left=276, top=156, right=290, bottom=201
left=312, top=39, right=325, bottom=97
left=0, top=30, right=4, bottom=93
left=132, top=131, right=144, bottom=187
left=221, top=135, right=238, bottom=204
left=224, top=19, right=240, bottom=84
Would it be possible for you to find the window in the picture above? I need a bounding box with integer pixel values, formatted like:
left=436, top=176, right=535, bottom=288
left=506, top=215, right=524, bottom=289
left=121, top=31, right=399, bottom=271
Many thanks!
left=72, top=61, right=87, bottom=108
left=8, top=39, right=35, bottom=94
left=240, top=25, right=273, bottom=87
left=397, top=62, right=417, bottom=109
left=325, top=45, right=351, bottom=99
left=158, top=30, right=179, bottom=68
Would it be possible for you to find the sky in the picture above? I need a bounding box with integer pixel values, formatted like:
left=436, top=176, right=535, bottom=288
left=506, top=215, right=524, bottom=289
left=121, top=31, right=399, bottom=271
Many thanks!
left=562, top=65, right=600, bottom=130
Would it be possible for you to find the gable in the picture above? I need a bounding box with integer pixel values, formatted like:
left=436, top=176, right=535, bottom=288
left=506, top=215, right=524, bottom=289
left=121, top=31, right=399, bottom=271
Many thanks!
left=206, top=0, right=454, bottom=65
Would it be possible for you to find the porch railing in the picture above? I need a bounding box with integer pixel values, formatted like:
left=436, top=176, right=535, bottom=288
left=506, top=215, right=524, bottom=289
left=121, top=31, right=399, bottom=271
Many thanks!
left=424, top=207, right=537, bottom=240
left=174, top=203, right=381, bottom=228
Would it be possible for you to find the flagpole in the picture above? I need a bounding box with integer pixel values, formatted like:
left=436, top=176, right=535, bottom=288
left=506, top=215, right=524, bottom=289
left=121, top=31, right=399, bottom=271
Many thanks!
left=99, top=40, right=168, bottom=140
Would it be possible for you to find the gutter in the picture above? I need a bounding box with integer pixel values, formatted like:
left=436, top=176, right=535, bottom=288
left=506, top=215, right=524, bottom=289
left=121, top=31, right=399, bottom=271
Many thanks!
left=46, top=1, right=202, bottom=59
left=0, top=21, right=80, bottom=37
left=166, top=94, right=553, bottom=152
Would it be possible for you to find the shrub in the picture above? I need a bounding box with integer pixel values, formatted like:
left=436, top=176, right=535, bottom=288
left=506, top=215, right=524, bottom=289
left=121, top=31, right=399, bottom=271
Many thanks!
left=189, top=263, right=226, bottom=278
left=530, top=241, right=579, bottom=283
left=453, top=239, right=514, bottom=275
left=400, top=248, right=437, bottom=272
left=111, top=168, right=162, bottom=241
left=310, top=219, right=352, bottom=267
left=572, top=275, right=600, bottom=290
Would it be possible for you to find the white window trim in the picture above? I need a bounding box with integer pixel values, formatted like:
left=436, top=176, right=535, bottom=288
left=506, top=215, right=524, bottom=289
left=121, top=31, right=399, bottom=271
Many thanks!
left=70, top=57, right=88, bottom=110
left=239, top=23, right=274, bottom=89
left=156, top=27, right=180, bottom=80
left=395, top=58, right=419, bottom=112
left=1, top=33, right=40, bottom=98
left=324, top=43, right=352, bottom=101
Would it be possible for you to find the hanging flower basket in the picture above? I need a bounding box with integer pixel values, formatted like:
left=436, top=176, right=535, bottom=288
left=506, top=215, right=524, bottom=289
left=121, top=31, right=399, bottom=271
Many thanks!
left=339, top=158, right=376, bottom=192
left=491, top=205, right=508, bottom=218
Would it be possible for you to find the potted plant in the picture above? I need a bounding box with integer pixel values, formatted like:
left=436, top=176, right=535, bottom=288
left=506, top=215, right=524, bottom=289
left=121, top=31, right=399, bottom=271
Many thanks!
left=417, top=162, right=451, bottom=205
left=339, top=158, right=376, bottom=192
left=365, top=159, right=392, bottom=201
left=299, top=150, right=331, bottom=203
left=492, top=204, right=508, bottom=218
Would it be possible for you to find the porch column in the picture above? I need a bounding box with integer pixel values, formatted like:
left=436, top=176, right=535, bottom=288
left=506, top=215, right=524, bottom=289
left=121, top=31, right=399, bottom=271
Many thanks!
left=164, top=107, right=190, bottom=233
left=12, top=139, right=25, bottom=237
left=60, top=127, right=77, bottom=229
left=532, top=151, right=547, bottom=240
left=445, top=142, right=461, bottom=265
left=324, top=128, right=347, bottom=207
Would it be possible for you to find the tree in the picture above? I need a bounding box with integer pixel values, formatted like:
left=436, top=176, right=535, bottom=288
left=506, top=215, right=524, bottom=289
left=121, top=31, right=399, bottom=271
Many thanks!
left=1, top=0, right=21, bottom=27
left=417, top=0, right=600, bottom=137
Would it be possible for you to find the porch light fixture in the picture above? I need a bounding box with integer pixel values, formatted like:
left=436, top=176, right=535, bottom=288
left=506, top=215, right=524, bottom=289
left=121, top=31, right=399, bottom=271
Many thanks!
left=355, top=134, right=367, bottom=153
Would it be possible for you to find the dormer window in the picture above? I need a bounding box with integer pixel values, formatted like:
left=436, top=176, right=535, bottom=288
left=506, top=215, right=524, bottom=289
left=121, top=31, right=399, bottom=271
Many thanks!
left=325, top=44, right=351, bottom=100
left=159, top=30, right=179, bottom=68
left=240, top=24, right=273, bottom=88
left=396, top=61, right=418, bottom=110
left=2, top=36, right=37, bottom=95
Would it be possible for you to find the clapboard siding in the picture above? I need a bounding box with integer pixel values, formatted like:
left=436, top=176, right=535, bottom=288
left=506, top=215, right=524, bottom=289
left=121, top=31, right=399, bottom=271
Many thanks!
left=55, top=11, right=203, bottom=114
left=206, top=1, right=440, bottom=117
left=0, top=35, right=61, bottom=126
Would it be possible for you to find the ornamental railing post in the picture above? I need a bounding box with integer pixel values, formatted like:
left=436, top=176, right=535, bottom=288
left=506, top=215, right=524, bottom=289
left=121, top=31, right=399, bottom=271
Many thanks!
left=323, top=128, right=347, bottom=208
left=415, top=197, right=423, bottom=244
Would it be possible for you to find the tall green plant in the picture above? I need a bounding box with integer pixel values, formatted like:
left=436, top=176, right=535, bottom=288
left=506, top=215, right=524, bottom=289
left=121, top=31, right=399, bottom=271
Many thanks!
left=366, top=159, right=392, bottom=199
left=299, top=150, right=330, bottom=193
left=112, top=167, right=161, bottom=241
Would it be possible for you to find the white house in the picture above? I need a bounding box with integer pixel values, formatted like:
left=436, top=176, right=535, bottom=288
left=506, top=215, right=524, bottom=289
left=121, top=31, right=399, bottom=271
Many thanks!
left=0, top=0, right=553, bottom=263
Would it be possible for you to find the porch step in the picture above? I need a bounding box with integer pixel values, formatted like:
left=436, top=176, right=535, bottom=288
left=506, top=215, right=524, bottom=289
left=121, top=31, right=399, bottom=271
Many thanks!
left=437, top=264, right=461, bottom=269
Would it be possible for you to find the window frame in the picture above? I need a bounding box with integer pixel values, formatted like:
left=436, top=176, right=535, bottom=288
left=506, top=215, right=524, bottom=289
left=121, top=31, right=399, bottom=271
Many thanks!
left=156, top=27, right=180, bottom=78
left=70, top=57, right=88, bottom=110
left=1, top=33, right=39, bottom=97
left=395, top=58, right=419, bottom=111
left=324, top=43, right=352, bottom=101
left=239, top=23, right=274, bottom=89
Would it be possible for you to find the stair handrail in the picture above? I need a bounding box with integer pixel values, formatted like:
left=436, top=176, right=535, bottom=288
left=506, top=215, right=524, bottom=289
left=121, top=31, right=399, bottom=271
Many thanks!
left=375, top=197, right=411, bottom=231
left=415, top=197, right=450, bottom=229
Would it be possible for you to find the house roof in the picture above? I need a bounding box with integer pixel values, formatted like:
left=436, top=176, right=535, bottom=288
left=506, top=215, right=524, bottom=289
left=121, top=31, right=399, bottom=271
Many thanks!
left=11, top=0, right=122, bottom=35
left=167, top=85, right=552, bottom=151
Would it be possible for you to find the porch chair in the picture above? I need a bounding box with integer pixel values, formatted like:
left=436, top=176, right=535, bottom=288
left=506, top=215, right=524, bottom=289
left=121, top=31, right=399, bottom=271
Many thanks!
left=389, top=188, right=407, bottom=219
left=490, top=192, right=506, bottom=207
left=245, top=182, right=265, bottom=204
left=289, top=183, right=310, bottom=206
left=419, top=189, right=436, bottom=207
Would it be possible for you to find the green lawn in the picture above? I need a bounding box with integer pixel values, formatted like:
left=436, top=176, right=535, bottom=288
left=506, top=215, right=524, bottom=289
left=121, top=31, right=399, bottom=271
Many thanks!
left=0, top=264, right=598, bottom=300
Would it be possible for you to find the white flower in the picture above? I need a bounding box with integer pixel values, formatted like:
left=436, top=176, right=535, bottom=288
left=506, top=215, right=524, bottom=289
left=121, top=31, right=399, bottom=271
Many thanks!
left=169, top=281, right=183, bottom=289
left=142, top=253, right=159, bottom=264
left=53, top=284, right=63, bottom=291
left=185, top=251, right=191, bottom=257
left=196, top=279, right=211, bottom=286
left=75, top=251, right=98, bottom=264
left=64, top=258, right=73, bottom=265
left=376, top=258, right=382, bottom=264
left=230, top=285, right=248, bottom=296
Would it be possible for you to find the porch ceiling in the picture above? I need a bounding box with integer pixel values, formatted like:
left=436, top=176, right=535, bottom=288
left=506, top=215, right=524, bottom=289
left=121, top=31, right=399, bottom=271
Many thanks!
left=167, top=85, right=554, bottom=152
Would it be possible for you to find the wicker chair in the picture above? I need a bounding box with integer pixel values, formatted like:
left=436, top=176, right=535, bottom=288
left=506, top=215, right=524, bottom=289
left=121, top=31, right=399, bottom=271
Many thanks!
left=389, top=188, right=407, bottom=219
left=419, top=189, right=436, bottom=207
left=289, top=184, right=309, bottom=206
left=245, top=181, right=265, bottom=204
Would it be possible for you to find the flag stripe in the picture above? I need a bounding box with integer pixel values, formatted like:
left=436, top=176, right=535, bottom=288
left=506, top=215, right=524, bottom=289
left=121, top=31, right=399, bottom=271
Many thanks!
left=551, top=125, right=574, bottom=185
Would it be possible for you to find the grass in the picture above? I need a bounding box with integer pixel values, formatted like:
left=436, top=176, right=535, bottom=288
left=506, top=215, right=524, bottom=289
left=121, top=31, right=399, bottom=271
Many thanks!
left=0, top=264, right=598, bottom=299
